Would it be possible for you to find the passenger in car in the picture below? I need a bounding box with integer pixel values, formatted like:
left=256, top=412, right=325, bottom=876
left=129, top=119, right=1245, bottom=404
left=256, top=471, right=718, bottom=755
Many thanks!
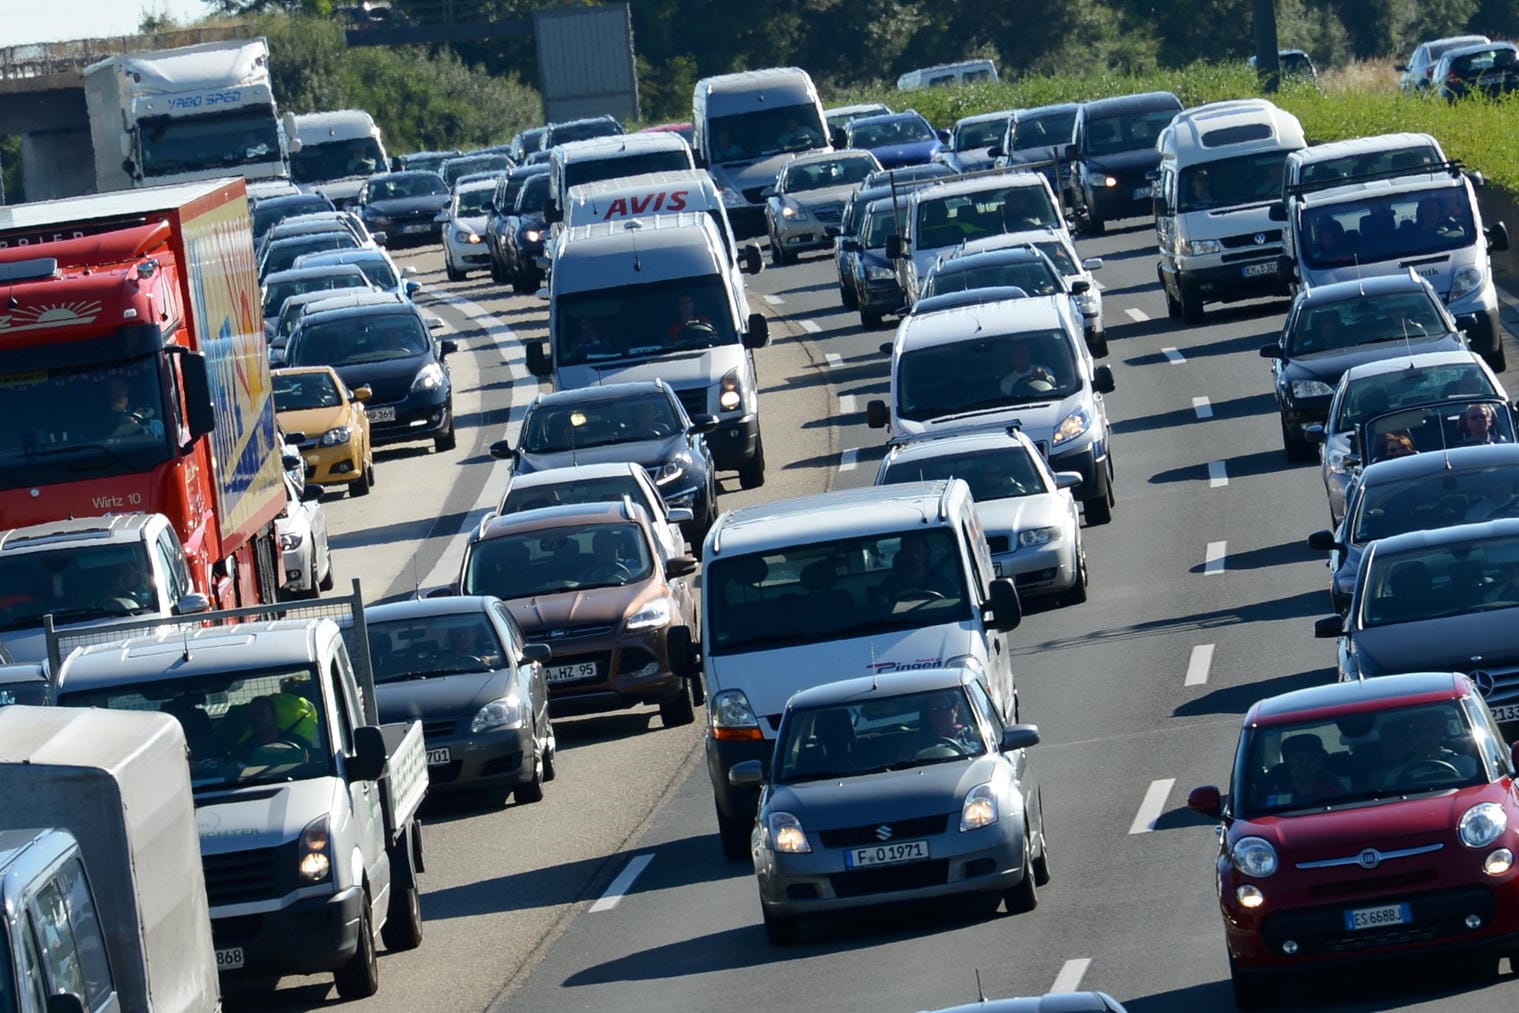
left=1262, top=733, right=1347, bottom=805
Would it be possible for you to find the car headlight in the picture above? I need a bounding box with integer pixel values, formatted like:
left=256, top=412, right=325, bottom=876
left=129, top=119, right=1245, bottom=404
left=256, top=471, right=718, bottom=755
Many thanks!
left=1460, top=802, right=1508, bottom=848
left=655, top=453, right=691, bottom=485
left=1290, top=380, right=1336, bottom=399
left=720, top=366, right=745, bottom=413
left=279, top=530, right=304, bottom=551
left=959, top=782, right=999, bottom=831
left=319, top=426, right=352, bottom=446
left=367, top=214, right=393, bottom=227
left=1051, top=406, right=1092, bottom=447
left=780, top=201, right=809, bottom=221
left=1450, top=265, right=1484, bottom=302
left=411, top=361, right=446, bottom=392
left=1327, top=448, right=1352, bottom=475
left=767, top=811, right=811, bottom=853
left=1073, top=291, right=1099, bottom=312
left=471, top=694, right=524, bottom=733
left=1230, top=836, right=1278, bottom=878
left=1017, top=526, right=1060, bottom=548
left=297, top=815, right=331, bottom=882
left=523, top=228, right=542, bottom=243
left=866, top=264, right=896, bottom=281
left=626, top=597, right=672, bottom=631
left=1101, top=175, right=1118, bottom=188
left=720, top=185, right=745, bottom=208
left=454, top=229, right=482, bottom=244
left=1181, top=238, right=1222, bottom=257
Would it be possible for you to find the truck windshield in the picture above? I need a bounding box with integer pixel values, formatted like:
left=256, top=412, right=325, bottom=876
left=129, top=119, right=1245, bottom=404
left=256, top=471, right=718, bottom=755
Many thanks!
left=58, top=666, right=336, bottom=791
left=137, top=107, right=282, bottom=177
left=896, top=329, right=1081, bottom=422
left=0, top=354, right=172, bottom=491
left=291, top=137, right=386, bottom=184
left=0, top=543, right=157, bottom=633
left=554, top=275, right=737, bottom=366
left=1300, top=187, right=1476, bottom=268
left=1178, top=150, right=1292, bottom=213
left=705, top=529, right=971, bottom=656
left=708, top=102, right=827, bottom=163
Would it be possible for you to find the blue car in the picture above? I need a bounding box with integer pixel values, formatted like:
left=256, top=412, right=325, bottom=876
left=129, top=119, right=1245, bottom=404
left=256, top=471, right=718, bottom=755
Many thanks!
left=845, top=111, right=946, bottom=169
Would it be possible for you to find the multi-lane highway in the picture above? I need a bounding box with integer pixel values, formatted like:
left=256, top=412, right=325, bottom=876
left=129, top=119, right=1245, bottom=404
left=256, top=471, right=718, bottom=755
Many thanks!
left=235, top=214, right=1519, bottom=1012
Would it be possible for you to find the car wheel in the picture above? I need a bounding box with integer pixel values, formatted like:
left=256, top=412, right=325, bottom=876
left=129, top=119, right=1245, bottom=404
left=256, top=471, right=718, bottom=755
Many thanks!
left=1088, top=332, right=1109, bottom=359
left=541, top=719, right=558, bottom=782
left=860, top=306, right=884, bottom=329
left=512, top=265, right=536, bottom=295
left=380, top=829, right=424, bottom=952
left=318, top=556, right=335, bottom=592
left=333, top=896, right=379, bottom=999
left=762, top=906, right=801, bottom=946
left=1180, top=279, right=1205, bottom=325
left=351, top=463, right=372, bottom=497
left=1083, top=492, right=1112, bottom=526
left=1281, top=416, right=1316, bottom=463
left=716, top=803, right=751, bottom=861
left=445, top=256, right=465, bottom=283
left=738, top=434, right=766, bottom=490
left=839, top=280, right=857, bottom=310
left=1062, top=549, right=1088, bottom=606
left=434, top=418, right=456, bottom=453
left=1228, top=955, right=1274, bottom=1009
left=490, top=257, right=509, bottom=284
left=1085, top=207, right=1105, bottom=237
left=1003, top=836, right=1039, bottom=914
left=1161, top=267, right=1182, bottom=319
left=514, top=745, right=546, bottom=804
left=659, top=684, right=695, bottom=727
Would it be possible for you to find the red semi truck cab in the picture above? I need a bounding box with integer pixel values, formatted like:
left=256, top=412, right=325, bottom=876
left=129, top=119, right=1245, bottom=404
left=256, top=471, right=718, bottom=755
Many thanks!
left=0, top=179, right=286, bottom=607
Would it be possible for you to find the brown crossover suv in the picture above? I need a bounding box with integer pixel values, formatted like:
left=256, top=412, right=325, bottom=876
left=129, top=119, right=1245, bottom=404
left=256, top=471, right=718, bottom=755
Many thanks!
left=456, top=499, right=700, bottom=727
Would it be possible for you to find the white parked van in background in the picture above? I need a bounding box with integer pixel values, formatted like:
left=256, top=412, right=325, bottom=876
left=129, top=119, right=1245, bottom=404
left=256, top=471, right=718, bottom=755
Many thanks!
left=698, top=479, right=1023, bottom=859
left=1153, top=99, right=1305, bottom=323
left=897, top=59, right=999, bottom=90
left=291, top=109, right=389, bottom=208
left=527, top=213, right=771, bottom=487
left=692, top=67, right=831, bottom=237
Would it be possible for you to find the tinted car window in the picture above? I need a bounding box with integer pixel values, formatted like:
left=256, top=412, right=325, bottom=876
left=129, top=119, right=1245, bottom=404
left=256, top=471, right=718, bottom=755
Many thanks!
left=881, top=446, right=1048, bottom=500
left=520, top=393, right=679, bottom=452
left=464, top=523, right=654, bottom=598
left=292, top=313, right=430, bottom=366
left=896, top=329, right=1080, bottom=421
left=1287, top=291, right=1448, bottom=355
left=923, top=260, right=1062, bottom=299
left=1084, top=108, right=1175, bottom=156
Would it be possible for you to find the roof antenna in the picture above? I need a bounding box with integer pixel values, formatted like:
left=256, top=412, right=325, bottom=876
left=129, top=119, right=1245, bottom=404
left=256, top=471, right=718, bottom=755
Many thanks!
left=975, top=968, right=987, bottom=1002
left=180, top=624, right=192, bottom=663
left=869, top=641, right=878, bottom=691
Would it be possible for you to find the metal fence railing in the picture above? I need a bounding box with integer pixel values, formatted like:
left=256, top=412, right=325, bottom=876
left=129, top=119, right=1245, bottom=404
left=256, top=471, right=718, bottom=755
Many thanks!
left=0, top=24, right=251, bottom=81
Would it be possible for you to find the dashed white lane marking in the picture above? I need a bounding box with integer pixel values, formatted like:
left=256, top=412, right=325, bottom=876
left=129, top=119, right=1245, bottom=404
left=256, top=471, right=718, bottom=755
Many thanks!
left=839, top=448, right=860, bottom=472
left=1185, top=644, right=1216, bottom=687
left=1192, top=396, right=1213, bottom=419
left=590, top=854, right=654, bottom=913
left=839, top=394, right=857, bottom=414
left=763, top=293, right=786, bottom=306
left=825, top=353, right=842, bottom=368
left=1051, top=958, right=1092, bottom=994
left=1204, top=541, right=1227, bottom=576
left=1128, top=778, right=1175, bottom=835
left=800, top=319, right=821, bottom=334
left=1162, top=346, right=1185, bottom=364
left=1207, top=460, right=1228, bottom=488
left=1124, top=307, right=1149, bottom=323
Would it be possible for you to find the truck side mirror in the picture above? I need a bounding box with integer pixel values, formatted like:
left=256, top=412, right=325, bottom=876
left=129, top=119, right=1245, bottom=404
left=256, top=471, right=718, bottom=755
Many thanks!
left=349, top=725, right=387, bottom=782
left=985, top=577, right=1022, bottom=632
left=178, top=350, right=216, bottom=444
left=525, top=340, right=552, bottom=378
left=1153, top=196, right=1170, bottom=215
left=543, top=202, right=563, bottom=224
left=885, top=235, right=903, bottom=260
left=1268, top=203, right=1286, bottom=222
left=744, top=313, right=769, bottom=349
left=838, top=237, right=861, bottom=253
left=46, top=994, right=87, bottom=1013
left=866, top=399, right=889, bottom=429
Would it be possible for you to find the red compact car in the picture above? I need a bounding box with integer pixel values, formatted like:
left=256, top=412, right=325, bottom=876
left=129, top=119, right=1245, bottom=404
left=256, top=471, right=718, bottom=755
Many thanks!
left=1189, top=672, right=1519, bottom=1008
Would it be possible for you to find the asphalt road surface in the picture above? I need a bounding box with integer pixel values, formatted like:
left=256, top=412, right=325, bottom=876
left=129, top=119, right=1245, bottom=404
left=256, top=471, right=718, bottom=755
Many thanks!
left=231, top=212, right=1519, bottom=1012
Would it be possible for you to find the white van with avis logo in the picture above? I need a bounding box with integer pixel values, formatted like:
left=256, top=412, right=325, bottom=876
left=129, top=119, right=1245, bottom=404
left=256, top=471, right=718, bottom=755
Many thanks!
left=563, top=170, right=763, bottom=276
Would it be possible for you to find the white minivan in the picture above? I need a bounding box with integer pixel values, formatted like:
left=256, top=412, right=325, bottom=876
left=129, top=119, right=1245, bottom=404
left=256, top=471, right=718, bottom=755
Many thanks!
left=526, top=213, right=770, bottom=487
left=1152, top=99, right=1305, bottom=323
left=698, top=479, right=1023, bottom=859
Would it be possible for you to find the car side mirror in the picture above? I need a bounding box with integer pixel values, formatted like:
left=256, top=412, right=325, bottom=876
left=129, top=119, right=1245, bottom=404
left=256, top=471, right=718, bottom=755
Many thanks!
left=1306, top=529, right=1342, bottom=553
left=348, top=725, right=387, bottom=782
left=689, top=413, right=720, bottom=435
left=301, top=483, right=325, bottom=502
left=543, top=203, right=563, bottom=224
left=438, top=339, right=458, bottom=357
left=667, top=507, right=694, bottom=523
left=433, top=211, right=449, bottom=223
left=728, top=759, right=764, bottom=787
left=1186, top=785, right=1223, bottom=819
left=885, top=235, right=903, bottom=260
left=936, top=128, right=951, bottom=145
left=405, top=280, right=422, bottom=297
left=522, top=643, right=552, bottom=664
left=525, top=340, right=551, bottom=378
left=839, top=237, right=861, bottom=253
left=1456, top=312, right=1481, bottom=334
left=665, top=555, right=698, bottom=579
left=371, top=231, right=388, bottom=247
left=403, top=265, right=419, bottom=278
left=172, top=592, right=212, bottom=616
left=352, top=385, right=373, bottom=402
left=744, top=313, right=769, bottom=349
left=1268, top=203, right=1286, bottom=222
left=1063, top=143, right=1078, bottom=161
left=866, top=399, right=889, bottom=429
left=1082, top=257, right=1103, bottom=271
left=1487, top=221, right=1510, bottom=253
left=1314, top=616, right=1344, bottom=639
left=760, top=185, right=776, bottom=199
left=1000, top=723, right=1039, bottom=752
left=985, top=577, right=1022, bottom=632
left=741, top=244, right=763, bottom=274
left=429, top=318, right=448, bottom=332
left=1153, top=196, right=1170, bottom=216
left=1305, top=423, right=1326, bottom=444
left=488, top=439, right=514, bottom=459
left=1093, top=365, right=1115, bottom=394
left=282, top=451, right=303, bottom=472
left=986, top=145, right=1004, bottom=159
left=1260, top=344, right=1284, bottom=359
left=1054, top=471, right=1082, bottom=490
left=1069, top=279, right=1090, bottom=294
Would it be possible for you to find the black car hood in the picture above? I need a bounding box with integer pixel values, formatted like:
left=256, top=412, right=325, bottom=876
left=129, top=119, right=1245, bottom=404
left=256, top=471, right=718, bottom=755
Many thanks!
left=1282, top=334, right=1464, bottom=383
left=1356, top=609, right=1519, bottom=675
left=1083, top=148, right=1161, bottom=174
left=517, top=435, right=681, bottom=475
left=365, top=195, right=450, bottom=217
left=330, top=354, right=434, bottom=403
left=376, top=670, right=507, bottom=722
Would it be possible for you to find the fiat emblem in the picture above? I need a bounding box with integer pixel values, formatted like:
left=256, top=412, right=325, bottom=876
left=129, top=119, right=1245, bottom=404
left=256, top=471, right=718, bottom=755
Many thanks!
left=1253, top=232, right=1266, bottom=246
left=1357, top=848, right=1382, bottom=869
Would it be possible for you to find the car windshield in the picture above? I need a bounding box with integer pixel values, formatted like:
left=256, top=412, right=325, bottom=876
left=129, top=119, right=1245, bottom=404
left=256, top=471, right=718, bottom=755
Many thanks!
left=922, top=259, right=1063, bottom=299
left=1084, top=107, right=1175, bottom=157
left=463, top=523, right=653, bottom=597
left=955, top=119, right=1006, bottom=150
left=549, top=119, right=622, bottom=145
left=1300, top=186, right=1475, bottom=268
left=261, top=234, right=359, bottom=277
left=300, top=253, right=399, bottom=291
left=881, top=446, right=1048, bottom=500
left=1236, top=701, right=1490, bottom=817
left=851, top=117, right=934, bottom=148
left=707, top=103, right=828, bottom=162
left=782, top=156, right=876, bottom=193
left=1359, top=400, right=1516, bottom=464
left=290, top=136, right=386, bottom=184
left=290, top=313, right=429, bottom=366
left=501, top=475, right=646, bottom=514
left=443, top=155, right=511, bottom=187
left=273, top=371, right=343, bottom=412
left=896, top=329, right=1081, bottom=422
left=57, top=667, right=335, bottom=792
left=553, top=276, right=737, bottom=366
left=1030, top=239, right=1079, bottom=276
left=0, top=543, right=157, bottom=632
left=1353, top=464, right=1519, bottom=543
left=705, top=529, right=972, bottom=656
left=775, top=688, right=988, bottom=783
left=862, top=207, right=901, bottom=249
left=1360, top=531, right=1519, bottom=627
left=1287, top=291, right=1449, bottom=355
left=364, top=174, right=448, bottom=201
left=360, top=611, right=507, bottom=683
left=253, top=196, right=333, bottom=238
left=1178, top=150, right=1291, bottom=213
left=914, top=185, right=1060, bottom=250
left=1013, top=110, right=1078, bottom=151
left=263, top=271, right=368, bottom=319
left=516, top=174, right=549, bottom=213
left=455, top=188, right=494, bottom=216
left=520, top=393, right=680, bottom=453
left=1334, top=364, right=1496, bottom=432
left=1449, top=47, right=1518, bottom=78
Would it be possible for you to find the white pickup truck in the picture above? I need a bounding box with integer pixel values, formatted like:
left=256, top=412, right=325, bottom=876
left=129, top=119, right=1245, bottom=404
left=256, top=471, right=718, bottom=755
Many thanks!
left=45, top=581, right=428, bottom=1000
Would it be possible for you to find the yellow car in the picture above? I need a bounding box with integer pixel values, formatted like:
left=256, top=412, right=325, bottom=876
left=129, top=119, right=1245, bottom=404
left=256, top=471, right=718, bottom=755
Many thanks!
left=272, top=366, right=376, bottom=495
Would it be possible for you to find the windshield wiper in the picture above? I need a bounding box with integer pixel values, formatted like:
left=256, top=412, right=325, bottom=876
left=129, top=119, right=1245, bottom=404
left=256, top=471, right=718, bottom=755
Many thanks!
left=784, top=769, right=855, bottom=783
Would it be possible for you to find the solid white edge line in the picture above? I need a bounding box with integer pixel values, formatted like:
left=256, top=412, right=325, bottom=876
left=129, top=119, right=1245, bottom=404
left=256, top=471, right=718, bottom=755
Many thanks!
left=1207, top=460, right=1228, bottom=488
left=1192, top=396, right=1213, bottom=419
left=1128, top=778, right=1175, bottom=835
left=1050, top=957, right=1092, bottom=994
left=1124, top=307, right=1149, bottom=323
left=589, top=853, right=655, bottom=913
left=1204, top=541, right=1227, bottom=576
left=839, top=448, right=860, bottom=472
left=839, top=394, right=857, bottom=414
left=800, top=319, right=821, bottom=334
left=1185, top=643, right=1216, bottom=687
left=825, top=353, right=842, bottom=368
left=763, top=293, right=785, bottom=305
left=1162, top=346, right=1184, bottom=364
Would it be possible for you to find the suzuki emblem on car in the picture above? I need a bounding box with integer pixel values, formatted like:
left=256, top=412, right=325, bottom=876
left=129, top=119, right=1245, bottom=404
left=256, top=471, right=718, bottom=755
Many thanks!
left=874, top=825, right=894, bottom=841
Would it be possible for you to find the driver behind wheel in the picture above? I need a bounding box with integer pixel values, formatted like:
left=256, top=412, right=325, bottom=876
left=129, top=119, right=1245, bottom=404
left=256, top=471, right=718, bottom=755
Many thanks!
left=1373, top=710, right=1477, bottom=788
left=236, top=694, right=314, bottom=765
left=915, top=690, right=980, bottom=756
left=580, top=528, right=631, bottom=585
left=998, top=339, right=1056, bottom=396
left=666, top=293, right=712, bottom=339
left=876, top=533, right=957, bottom=604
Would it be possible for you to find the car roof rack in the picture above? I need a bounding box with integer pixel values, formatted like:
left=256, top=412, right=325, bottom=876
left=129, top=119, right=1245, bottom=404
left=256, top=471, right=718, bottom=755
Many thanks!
left=1285, top=160, right=1465, bottom=201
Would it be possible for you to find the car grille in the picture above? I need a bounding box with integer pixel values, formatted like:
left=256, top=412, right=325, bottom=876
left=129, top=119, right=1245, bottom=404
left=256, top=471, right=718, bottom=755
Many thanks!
left=1220, top=229, right=1282, bottom=249
left=1260, top=885, right=1494, bottom=957
left=812, top=203, right=844, bottom=225
left=1308, top=869, right=1437, bottom=900
left=1458, top=662, right=1519, bottom=712
left=1015, top=568, right=1058, bottom=588
left=830, top=859, right=949, bottom=898
left=1221, top=248, right=1282, bottom=265
left=742, top=186, right=769, bottom=205
left=428, top=761, right=463, bottom=784
left=540, top=623, right=616, bottom=641
left=202, top=843, right=293, bottom=907
left=985, top=535, right=1011, bottom=554
left=819, top=813, right=950, bottom=848
left=674, top=387, right=708, bottom=419
left=423, top=718, right=459, bottom=739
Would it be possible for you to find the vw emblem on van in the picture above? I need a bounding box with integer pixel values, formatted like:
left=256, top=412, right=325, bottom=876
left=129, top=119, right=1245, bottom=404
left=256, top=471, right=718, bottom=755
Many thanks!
left=1471, top=669, right=1496, bottom=696
left=1357, top=848, right=1382, bottom=869
left=1253, top=232, right=1266, bottom=246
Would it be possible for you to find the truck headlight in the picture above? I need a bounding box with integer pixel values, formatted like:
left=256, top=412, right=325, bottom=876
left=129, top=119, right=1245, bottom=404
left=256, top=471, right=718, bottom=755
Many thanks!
left=411, top=362, right=445, bottom=392
left=866, top=264, right=896, bottom=281
left=626, top=598, right=672, bottom=631
left=1290, top=380, right=1335, bottom=399
left=1017, top=526, right=1060, bottom=547
left=1181, top=238, right=1222, bottom=256
left=297, top=815, right=332, bottom=882
left=1230, top=836, right=1278, bottom=878
left=471, top=694, right=524, bottom=733
left=720, top=185, right=744, bottom=208
left=1051, top=406, right=1092, bottom=447
left=767, top=811, right=810, bottom=853
left=959, top=783, right=999, bottom=831
left=1450, top=265, right=1484, bottom=302
left=319, top=426, right=352, bottom=446
left=1460, top=802, right=1508, bottom=848
left=710, top=689, right=762, bottom=739
left=720, top=367, right=745, bottom=412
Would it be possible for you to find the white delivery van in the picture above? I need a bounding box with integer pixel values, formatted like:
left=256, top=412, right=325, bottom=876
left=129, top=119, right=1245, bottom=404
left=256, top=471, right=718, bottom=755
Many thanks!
left=545, top=132, right=695, bottom=225
left=1279, top=163, right=1511, bottom=370
left=1152, top=99, right=1305, bottom=323
left=896, top=59, right=999, bottom=90
left=698, top=479, right=1023, bottom=859
left=291, top=110, right=389, bottom=208
left=526, top=213, right=771, bottom=487
left=865, top=293, right=1118, bottom=523
left=692, top=67, right=831, bottom=237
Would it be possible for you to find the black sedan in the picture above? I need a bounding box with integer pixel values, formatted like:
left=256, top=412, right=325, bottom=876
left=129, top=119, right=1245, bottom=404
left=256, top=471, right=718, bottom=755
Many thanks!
left=284, top=293, right=458, bottom=452
left=1261, top=273, right=1470, bottom=461
left=498, top=171, right=550, bottom=294
left=352, top=171, right=452, bottom=246
left=490, top=380, right=719, bottom=549
left=488, top=164, right=551, bottom=289
left=349, top=596, right=555, bottom=804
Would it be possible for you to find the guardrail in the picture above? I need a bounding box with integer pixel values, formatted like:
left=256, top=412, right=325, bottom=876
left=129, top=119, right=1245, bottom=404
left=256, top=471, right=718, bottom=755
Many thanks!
left=0, top=24, right=250, bottom=81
